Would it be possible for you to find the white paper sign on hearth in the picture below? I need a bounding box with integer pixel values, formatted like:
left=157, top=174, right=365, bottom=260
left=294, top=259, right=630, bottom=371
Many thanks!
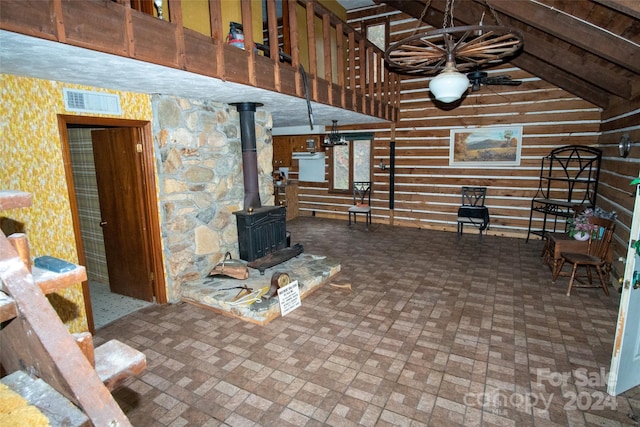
left=278, top=280, right=301, bottom=316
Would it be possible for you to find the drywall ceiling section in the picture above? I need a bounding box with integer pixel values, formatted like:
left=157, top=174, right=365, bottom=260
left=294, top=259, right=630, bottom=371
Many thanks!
left=0, top=30, right=387, bottom=130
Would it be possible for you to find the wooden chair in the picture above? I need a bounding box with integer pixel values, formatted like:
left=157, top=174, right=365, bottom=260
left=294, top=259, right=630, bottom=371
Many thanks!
left=552, top=216, right=615, bottom=296
left=348, top=181, right=372, bottom=229
left=457, top=186, right=490, bottom=240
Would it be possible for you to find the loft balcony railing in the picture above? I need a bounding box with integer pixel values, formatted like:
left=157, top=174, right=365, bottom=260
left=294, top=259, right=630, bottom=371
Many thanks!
left=0, top=0, right=399, bottom=123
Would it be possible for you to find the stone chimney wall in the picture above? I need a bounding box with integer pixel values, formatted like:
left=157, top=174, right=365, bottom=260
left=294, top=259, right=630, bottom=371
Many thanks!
left=153, top=95, right=273, bottom=302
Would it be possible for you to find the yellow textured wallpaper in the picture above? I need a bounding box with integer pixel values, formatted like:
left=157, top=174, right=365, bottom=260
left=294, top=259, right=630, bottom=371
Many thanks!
left=0, top=74, right=152, bottom=332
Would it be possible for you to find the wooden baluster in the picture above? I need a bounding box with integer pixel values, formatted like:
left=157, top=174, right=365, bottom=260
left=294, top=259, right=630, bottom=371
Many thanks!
left=7, top=233, right=31, bottom=272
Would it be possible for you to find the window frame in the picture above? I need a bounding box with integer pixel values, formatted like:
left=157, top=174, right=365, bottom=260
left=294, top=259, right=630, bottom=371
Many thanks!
left=362, top=18, right=389, bottom=52
left=362, top=18, right=389, bottom=85
left=328, top=134, right=374, bottom=194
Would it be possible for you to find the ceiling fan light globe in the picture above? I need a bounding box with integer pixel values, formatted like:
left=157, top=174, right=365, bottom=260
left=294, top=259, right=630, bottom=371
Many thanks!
left=429, top=69, right=469, bottom=103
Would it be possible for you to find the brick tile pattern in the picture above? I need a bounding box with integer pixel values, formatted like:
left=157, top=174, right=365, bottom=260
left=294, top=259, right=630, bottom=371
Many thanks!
left=95, top=218, right=639, bottom=426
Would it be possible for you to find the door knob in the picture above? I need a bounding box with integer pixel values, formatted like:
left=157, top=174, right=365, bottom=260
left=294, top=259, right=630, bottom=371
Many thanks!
left=99, top=221, right=107, bottom=227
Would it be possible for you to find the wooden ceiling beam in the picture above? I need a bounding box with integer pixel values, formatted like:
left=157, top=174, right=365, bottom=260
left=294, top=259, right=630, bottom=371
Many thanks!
left=591, top=0, right=640, bottom=19
left=514, top=52, right=610, bottom=108
left=382, top=0, right=618, bottom=105
left=440, top=0, right=630, bottom=98
left=514, top=28, right=632, bottom=99
left=479, top=0, right=640, bottom=74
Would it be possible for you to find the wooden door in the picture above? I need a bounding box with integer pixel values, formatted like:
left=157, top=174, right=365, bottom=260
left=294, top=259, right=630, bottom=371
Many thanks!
left=91, top=128, right=154, bottom=301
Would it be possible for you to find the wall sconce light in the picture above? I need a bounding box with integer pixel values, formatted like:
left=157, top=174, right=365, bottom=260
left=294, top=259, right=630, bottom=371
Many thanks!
left=379, top=159, right=387, bottom=171
left=619, top=133, right=636, bottom=158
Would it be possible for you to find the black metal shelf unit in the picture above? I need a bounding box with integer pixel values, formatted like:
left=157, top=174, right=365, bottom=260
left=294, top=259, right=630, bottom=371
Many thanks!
left=526, top=145, right=602, bottom=242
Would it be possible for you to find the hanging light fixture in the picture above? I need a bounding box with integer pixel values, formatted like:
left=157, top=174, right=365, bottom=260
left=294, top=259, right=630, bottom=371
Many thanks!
left=429, top=53, right=469, bottom=103
left=384, top=0, right=524, bottom=104
left=324, top=120, right=347, bottom=146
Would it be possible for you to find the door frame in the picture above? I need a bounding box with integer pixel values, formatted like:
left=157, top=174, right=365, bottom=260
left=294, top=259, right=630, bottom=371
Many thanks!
left=608, top=180, right=640, bottom=395
left=57, top=115, right=167, bottom=333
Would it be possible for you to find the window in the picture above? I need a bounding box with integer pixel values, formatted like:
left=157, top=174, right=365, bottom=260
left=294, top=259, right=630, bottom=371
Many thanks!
left=330, top=137, right=372, bottom=192
left=364, top=20, right=388, bottom=85
left=366, top=22, right=387, bottom=51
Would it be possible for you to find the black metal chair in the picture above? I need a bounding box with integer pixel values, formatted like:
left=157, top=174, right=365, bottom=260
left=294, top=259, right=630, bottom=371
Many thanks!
left=348, top=182, right=372, bottom=229
left=457, top=186, right=490, bottom=239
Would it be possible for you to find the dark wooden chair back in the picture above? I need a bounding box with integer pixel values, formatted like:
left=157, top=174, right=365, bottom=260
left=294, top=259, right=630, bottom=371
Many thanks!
left=587, top=216, right=615, bottom=260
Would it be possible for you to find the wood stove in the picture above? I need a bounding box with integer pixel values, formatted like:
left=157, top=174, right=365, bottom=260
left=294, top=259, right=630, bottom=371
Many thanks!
left=233, top=206, right=287, bottom=262
left=232, top=102, right=287, bottom=262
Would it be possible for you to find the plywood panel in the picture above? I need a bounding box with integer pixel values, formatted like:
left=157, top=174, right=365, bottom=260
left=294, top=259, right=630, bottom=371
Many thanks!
left=0, top=0, right=56, bottom=39
left=279, top=66, right=298, bottom=96
left=183, top=30, right=220, bottom=77
left=255, top=55, right=276, bottom=91
left=63, top=0, right=128, bottom=55
left=222, top=44, right=251, bottom=84
left=132, top=14, right=179, bottom=65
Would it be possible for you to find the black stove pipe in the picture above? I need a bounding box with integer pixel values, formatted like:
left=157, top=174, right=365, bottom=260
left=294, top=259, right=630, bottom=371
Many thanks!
left=232, top=102, right=263, bottom=210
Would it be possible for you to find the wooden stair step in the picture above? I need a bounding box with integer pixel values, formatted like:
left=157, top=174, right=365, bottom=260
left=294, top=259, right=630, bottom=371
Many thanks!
left=94, top=339, right=146, bottom=392
left=0, top=265, right=87, bottom=297
left=1, top=192, right=135, bottom=425
left=0, top=190, right=33, bottom=210
left=32, top=265, right=87, bottom=295
left=1, top=370, right=90, bottom=427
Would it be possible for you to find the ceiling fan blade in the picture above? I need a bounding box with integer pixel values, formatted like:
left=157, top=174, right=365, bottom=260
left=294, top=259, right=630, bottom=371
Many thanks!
left=485, top=76, right=522, bottom=86
left=487, top=80, right=523, bottom=86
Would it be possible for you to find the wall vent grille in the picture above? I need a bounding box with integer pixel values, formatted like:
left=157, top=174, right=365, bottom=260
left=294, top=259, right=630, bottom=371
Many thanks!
left=63, top=88, right=122, bottom=115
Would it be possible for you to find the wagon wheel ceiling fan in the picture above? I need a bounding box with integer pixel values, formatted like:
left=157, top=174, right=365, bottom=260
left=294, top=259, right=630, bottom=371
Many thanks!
left=384, top=0, right=524, bottom=103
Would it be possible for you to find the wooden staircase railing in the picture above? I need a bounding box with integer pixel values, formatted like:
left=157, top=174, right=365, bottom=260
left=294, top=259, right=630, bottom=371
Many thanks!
left=0, top=190, right=146, bottom=426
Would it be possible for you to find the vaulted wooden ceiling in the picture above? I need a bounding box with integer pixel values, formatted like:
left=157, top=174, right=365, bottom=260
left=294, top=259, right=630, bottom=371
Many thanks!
left=373, top=0, right=640, bottom=109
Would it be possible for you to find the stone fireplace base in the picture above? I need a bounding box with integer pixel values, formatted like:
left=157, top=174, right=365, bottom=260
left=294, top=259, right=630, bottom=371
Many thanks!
left=181, top=254, right=340, bottom=325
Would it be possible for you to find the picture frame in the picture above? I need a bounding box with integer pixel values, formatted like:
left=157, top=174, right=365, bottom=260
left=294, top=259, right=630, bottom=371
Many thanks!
left=449, top=126, right=523, bottom=167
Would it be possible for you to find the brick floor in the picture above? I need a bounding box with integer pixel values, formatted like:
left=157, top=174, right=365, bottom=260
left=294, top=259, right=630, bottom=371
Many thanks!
left=94, top=217, right=640, bottom=426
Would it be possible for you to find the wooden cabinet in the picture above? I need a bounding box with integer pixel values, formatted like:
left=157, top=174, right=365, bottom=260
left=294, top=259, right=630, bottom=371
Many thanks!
left=274, top=181, right=299, bottom=220
left=293, top=135, right=321, bottom=153
left=273, top=136, right=293, bottom=168
left=273, top=135, right=322, bottom=170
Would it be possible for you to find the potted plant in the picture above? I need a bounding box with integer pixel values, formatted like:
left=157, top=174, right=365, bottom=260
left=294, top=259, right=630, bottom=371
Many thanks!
left=567, top=207, right=617, bottom=240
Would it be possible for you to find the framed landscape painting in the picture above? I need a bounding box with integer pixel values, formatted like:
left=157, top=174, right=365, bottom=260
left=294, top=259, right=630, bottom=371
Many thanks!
left=449, top=126, right=523, bottom=167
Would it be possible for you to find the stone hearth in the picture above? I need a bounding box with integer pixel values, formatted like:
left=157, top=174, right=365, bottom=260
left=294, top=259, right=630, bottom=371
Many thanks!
left=181, top=254, right=340, bottom=325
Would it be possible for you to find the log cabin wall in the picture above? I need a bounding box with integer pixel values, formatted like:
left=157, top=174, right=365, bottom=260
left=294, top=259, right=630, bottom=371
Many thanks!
left=596, top=98, right=640, bottom=283
left=290, top=4, right=640, bottom=283
left=296, top=5, right=602, bottom=236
